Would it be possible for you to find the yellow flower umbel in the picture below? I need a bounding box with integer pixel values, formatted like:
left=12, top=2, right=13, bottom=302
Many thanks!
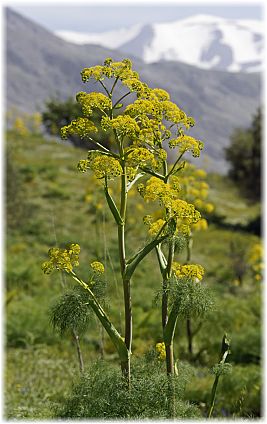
left=90, top=261, right=105, bottom=275
left=78, top=153, right=123, bottom=179
left=126, top=147, right=158, bottom=170
left=139, top=175, right=201, bottom=237
left=148, top=219, right=167, bottom=237
left=138, top=177, right=177, bottom=205
left=76, top=91, right=112, bottom=116
left=89, top=155, right=123, bottom=179
left=172, top=262, right=205, bottom=282
left=192, top=218, right=208, bottom=232
left=175, top=163, right=214, bottom=227
left=42, top=243, right=80, bottom=274
left=13, top=117, right=29, bottom=136
left=101, top=115, right=140, bottom=140
left=155, top=342, right=166, bottom=360
left=169, top=134, right=204, bottom=157
left=247, top=243, right=263, bottom=282
left=61, top=117, right=97, bottom=140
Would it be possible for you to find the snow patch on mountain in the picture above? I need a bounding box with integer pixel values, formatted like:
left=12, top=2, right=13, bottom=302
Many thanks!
left=56, top=24, right=141, bottom=49
left=55, top=14, right=263, bottom=73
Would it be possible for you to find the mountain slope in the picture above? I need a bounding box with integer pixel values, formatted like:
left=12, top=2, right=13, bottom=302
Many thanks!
left=5, top=8, right=261, bottom=173
left=56, top=14, right=263, bottom=73
left=5, top=8, right=130, bottom=113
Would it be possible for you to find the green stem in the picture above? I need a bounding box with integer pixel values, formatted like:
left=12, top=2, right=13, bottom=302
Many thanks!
left=155, top=244, right=167, bottom=275
left=164, top=241, right=175, bottom=374
left=118, top=165, right=132, bottom=385
left=163, top=160, right=168, bottom=177
left=110, top=76, right=119, bottom=96
left=186, top=319, right=193, bottom=358
left=208, top=377, right=219, bottom=418
left=161, top=239, right=176, bottom=418
left=124, top=222, right=170, bottom=280
left=165, top=153, right=185, bottom=181
left=208, top=334, right=231, bottom=418
left=139, top=166, right=165, bottom=181
left=113, top=91, right=131, bottom=109
left=104, top=179, right=123, bottom=225
left=163, top=300, right=179, bottom=347
left=126, top=172, right=144, bottom=192
left=87, top=137, right=112, bottom=154
left=98, top=80, right=110, bottom=98
left=69, top=271, right=129, bottom=363
left=185, top=234, right=193, bottom=358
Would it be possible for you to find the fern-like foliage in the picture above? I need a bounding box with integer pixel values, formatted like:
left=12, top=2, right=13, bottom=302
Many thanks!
left=168, top=277, right=214, bottom=319
left=50, top=287, right=93, bottom=335
left=55, top=357, right=201, bottom=419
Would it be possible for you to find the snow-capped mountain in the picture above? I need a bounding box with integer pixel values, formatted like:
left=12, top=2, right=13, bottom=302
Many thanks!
left=56, top=14, right=263, bottom=73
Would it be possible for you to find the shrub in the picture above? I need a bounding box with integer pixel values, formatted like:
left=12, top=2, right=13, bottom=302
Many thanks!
left=57, top=358, right=201, bottom=419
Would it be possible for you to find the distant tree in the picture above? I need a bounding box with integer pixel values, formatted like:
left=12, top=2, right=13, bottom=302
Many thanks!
left=42, top=97, right=114, bottom=150
left=225, top=109, right=262, bottom=201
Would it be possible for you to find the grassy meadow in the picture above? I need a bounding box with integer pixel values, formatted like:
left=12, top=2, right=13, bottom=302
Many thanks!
left=5, top=129, right=262, bottom=419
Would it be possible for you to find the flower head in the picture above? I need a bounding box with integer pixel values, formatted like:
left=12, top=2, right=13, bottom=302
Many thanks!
left=155, top=342, right=166, bottom=360
left=88, top=154, right=123, bottom=179
left=61, top=117, right=97, bottom=140
left=76, top=92, right=112, bottom=116
left=169, top=134, right=204, bottom=157
left=42, top=243, right=80, bottom=274
left=90, top=261, right=105, bottom=275
left=172, top=263, right=205, bottom=282
left=101, top=115, right=140, bottom=140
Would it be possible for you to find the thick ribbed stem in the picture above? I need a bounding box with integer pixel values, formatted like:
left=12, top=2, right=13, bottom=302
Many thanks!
left=118, top=166, right=132, bottom=387
left=164, top=241, right=175, bottom=375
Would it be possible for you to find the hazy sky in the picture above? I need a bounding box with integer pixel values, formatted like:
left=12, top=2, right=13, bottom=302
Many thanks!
left=11, top=4, right=263, bottom=32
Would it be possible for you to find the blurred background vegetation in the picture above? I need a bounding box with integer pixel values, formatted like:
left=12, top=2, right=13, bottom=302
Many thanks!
left=5, top=103, right=262, bottom=419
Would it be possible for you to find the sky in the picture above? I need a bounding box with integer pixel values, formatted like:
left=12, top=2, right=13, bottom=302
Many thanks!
left=9, top=3, right=263, bottom=33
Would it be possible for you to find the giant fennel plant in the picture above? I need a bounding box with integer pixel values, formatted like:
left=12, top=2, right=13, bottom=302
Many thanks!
left=42, top=58, right=207, bottom=386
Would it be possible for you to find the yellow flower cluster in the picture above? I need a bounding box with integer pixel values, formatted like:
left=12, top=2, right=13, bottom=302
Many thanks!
left=81, top=58, right=149, bottom=97
left=122, top=77, right=149, bottom=97
left=247, top=243, right=263, bottom=281
left=192, top=218, right=208, bottom=231
left=150, top=88, right=170, bottom=101
left=77, top=159, right=90, bottom=173
left=126, top=147, right=157, bottom=169
left=13, top=117, right=29, bottom=136
left=194, top=199, right=214, bottom=213
left=89, top=155, right=122, bottom=179
left=161, top=100, right=189, bottom=125
left=125, top=98, right=163, bottom=122
left=157, top=148, right=168, bottom=162
left=61, top=117, right=97, bottom=139
left=148, top=219, right=167, bottom=237
left=194, top=169, right=207, bottom=178
left=90, top=261, right=105, bottom=274
left=169, top=134, right=204, bottom=157
left=155, top=342, right=166, bottom=360
left=172, top=263, right=205, bottom=282
left=138, top=177, right=177, bottom=205
left=175, top=163, right=214, bottom=220
left=76, top=91, right=112, bottom=116
left=125, top=96, right=194, bottom=146
left=81, top=58, right=137, bottom=82
left=139, top=176, right=201, bottom=237
left=101, top=115, right=140, bottom=140
left=171, top=199, right=201, bottom=222
left=42, top=243, right=80, bottom=274
left=77, top=152, right=123, bottom=179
